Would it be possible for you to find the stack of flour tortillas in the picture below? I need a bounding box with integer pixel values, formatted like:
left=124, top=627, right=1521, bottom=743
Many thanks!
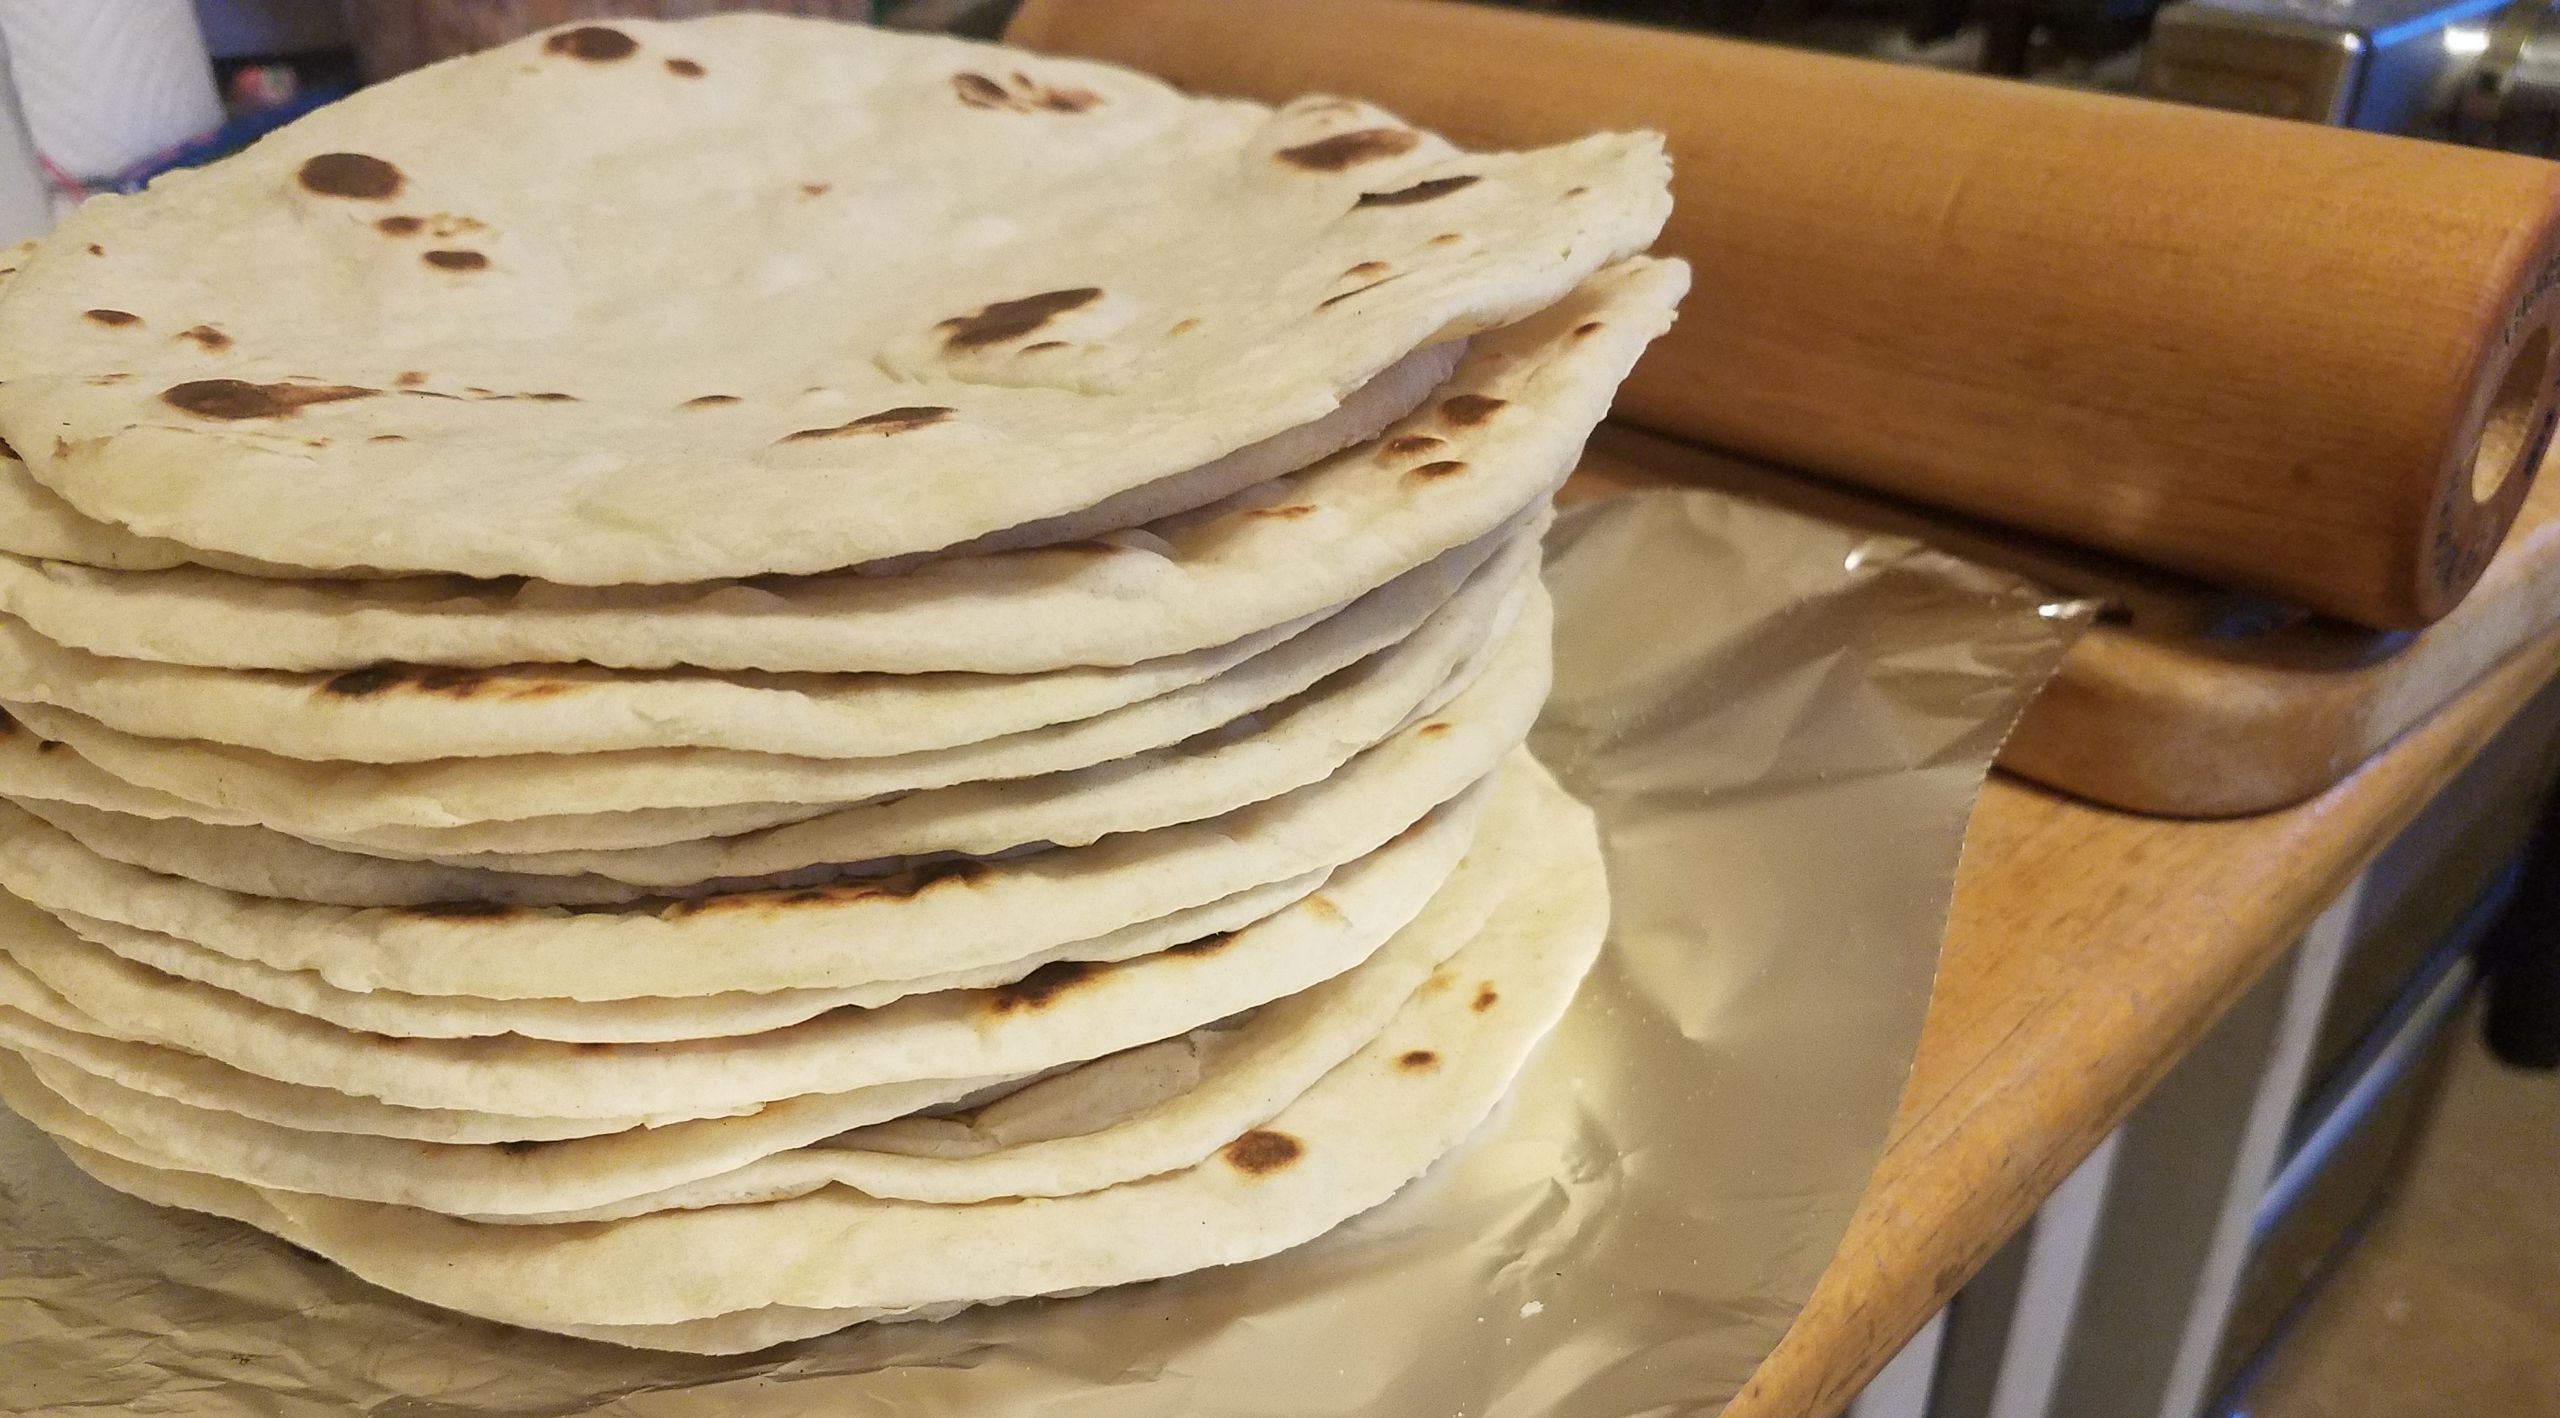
left=0, top=15, right=1682, bottom=1352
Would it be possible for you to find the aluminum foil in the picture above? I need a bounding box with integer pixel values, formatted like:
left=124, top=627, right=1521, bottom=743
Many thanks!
left=0, top=485, right=2084, bottom=1416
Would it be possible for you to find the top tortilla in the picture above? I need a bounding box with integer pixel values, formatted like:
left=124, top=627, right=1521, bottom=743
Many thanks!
left=0, top=16, right=1668, bottom=582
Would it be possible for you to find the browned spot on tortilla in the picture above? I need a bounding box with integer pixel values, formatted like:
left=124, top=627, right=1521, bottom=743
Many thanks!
left=1572, top=321, right=1604, bottom=340
left=1417, top=721, right=1452, bottom=737
left=84, top=243, right=103, bottom=256
left=423, top=249, right=488, bottom=271
left=1021, top=340, right=1067, bottom=353
left=375, top=215, right=423, bottom=236
left=1472, top=984, right=1500, bottom=1012
left=938, top=288, right=1101, bottom=351
left=779, top=405, right=954, bottom=443
left=952, top=72, right=1010, bottom=108
left=1245, top=504, right=1317, bottom=520
left=464, top=387, right=495, bottom=397
left=524, top=391, right=577, bottom=402
left=1166, top=932, right=1236, bottom=958
left=1382, top=434, right=1445, bottom=460
left=1439, top=394, right=1507, bottom=427
left=83, top=309, right=139, bottom=328
left=798, top=182, right=830, bottom=198
left=394, top=371, right=426, bottom=387
left=161, top=379, right=376, bottom=421
left=403, top=899, right=519, bottom=920
left=667, top=860, right=988, bottom=917
left=1169, top=318, right=1201, bottom=336
left=1302, top=894, right=1346, bottom=925
left=1276, top=127, right=1420, bottom=171
left=683, top=394, right=739, bottom=407
left=988, top=960, right=1098, bottom=1014
left=1410, top=460, right=1468, bottom=480
left=34, top=740, right=60, bottom=755
left=369, top=434, right=406, bottom=443
left=298, top=153, right=403, bottom=200
left=1343, top=260, right=1390, bottom=279
left=322, top=663, right=574, bottom=701
left=546, top=26, right=637, bottom=61
left=1354, top=175, right=1478, bottom=209
left=174, top=324, right=231, bottom=350
left=1428, top=232, right=1462, bottom=247
left=1399, top=1049, right=1440, bottom=1071
left=665, top=57, right=704, bottom=77
left=1564, top=185, right=1589, bottom=198
left=496, top=1138, right=558, bottom=1155
left=1224, top=1130, right=1303, bottom=1175
left=87, top=373, right=129, bottom=385
left=1318, top=276, right=1400, bottom=310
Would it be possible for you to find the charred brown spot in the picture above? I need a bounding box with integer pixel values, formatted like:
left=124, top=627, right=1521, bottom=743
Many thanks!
left=161, top=379, right=376, bottom=421
left=1417, top=721, right=1452, bottom=737
left=83, top=309, right=139, bottom=328
left=523, top=391, right=577, bottom=402
left=86, top=373, right=130, bottom=385
left=1472, top=985, right=1500, bottom=1012
left=1224, top=1129, right=1303, bottom=1176
left=84, top=243, right=102, bottom=256
left=394, top=371, right=426, bottom=387
left=1344, top=261, right=1390, bottom=279
left=798, top=182, right=830, bottom=198
left=369, top=433, right=407, bottom=443
left=1277, top=127, right=1421, bottom=171
left=175, top=324, right=231, bottom=350
left=1354, top=175, right=1479, bottom=209
left=1439, top=394, right=1507, bottom=427
left=1022, top=340, right=1067, bottom=353
left=952, top=72, right=1010, bottom=108
left=1169, top=318, right=1201, bottom=336
left=545, top=26, right=637, bottom=61
left=989, top=960, right=1097, bottom=1014
left=1382, top=434, right=1446, bottom=460
left=375, top=215, right=423, bottom=236
left=666, top=859, right=987, bottom=917
left=496, top=1138, right=558, bottom=1155
left=1564, top=185, right=1590, bottom=198
left=423, top=249, right=488, bottom=271
left=298, top=153, right=403, bottom=200
left=324, top=662, right=576, bottom=701
left=938, top=288, right=1100, bottom=351
left=1166, top=932, right=1236, bottom=958
left=1428, top=232, right=1463, bottom=247
left=1410, top=460, right=1468, bottom=479
left=683, top=394, right=738, bottom=407
left=403, top=899, right=518, bottom=920
left=34, top=740, right=60, bottom=755
left=1245, top=504, right=1317, bottom=520
left=1572, top=321, right=1605, bottom=340
left=779, top=405, right=955, bottom=443
left=1399, top=1049, right=1440, bottom=1071
left=1319, top=276, right=1400, bottom=310
left=665, top=57, right=704, bottom=77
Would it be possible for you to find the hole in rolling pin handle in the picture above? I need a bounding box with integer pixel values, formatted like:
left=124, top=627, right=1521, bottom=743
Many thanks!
left=2471, top=323, right=2557, bottom=505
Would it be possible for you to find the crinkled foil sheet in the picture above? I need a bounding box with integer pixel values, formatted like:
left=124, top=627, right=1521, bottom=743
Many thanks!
left=0, top=485, right=2084, bottom=1416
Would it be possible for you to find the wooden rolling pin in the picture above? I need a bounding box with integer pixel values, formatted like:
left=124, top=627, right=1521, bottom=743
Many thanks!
left=1009, top=0, right=2560, bottom=629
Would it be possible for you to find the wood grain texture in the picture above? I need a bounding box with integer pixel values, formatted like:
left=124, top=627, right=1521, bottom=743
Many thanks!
left=1720, top=625, right=2560, bottom=1418
left=1010, top=0, right=2560, bottom=629
left=1575, top=424, right=2560, bottom=816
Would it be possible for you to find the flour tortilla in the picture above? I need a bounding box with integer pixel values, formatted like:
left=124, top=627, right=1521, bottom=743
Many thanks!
left=0, top=776, right=1490, bottom=1116
left=0, top=644, right=1526, bottom=1000
left=0, top=500, right=1483, bottom=763
left=23, top=757, right=1606, bottom=1346
left=46, top=864, right=1328, bottom=1042
left=0, top=16, right=1667, bottom=583
left=0, top=522, right=1528, bottom=832
left=4, top=767, right=1530, bottom=1220
left=0, top=718, right=847, bottom=854
left=7, top=574, right=1544, bottom=911
left=0, top=259, right=1681, bottom=673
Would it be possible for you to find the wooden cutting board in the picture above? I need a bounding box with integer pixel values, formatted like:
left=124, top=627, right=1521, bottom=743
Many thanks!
left=1566, top=425, right=2560, bottom=818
